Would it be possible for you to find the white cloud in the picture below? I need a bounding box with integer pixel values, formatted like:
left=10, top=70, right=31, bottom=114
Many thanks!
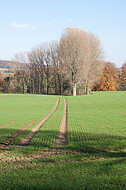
left=8, top=20, right=73, bottom=31
left=9, top=21, right=27, bottom=28
left=9, top=21, right=54, bottom=31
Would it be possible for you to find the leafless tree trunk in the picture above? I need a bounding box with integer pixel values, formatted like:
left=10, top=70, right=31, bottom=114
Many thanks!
left=28, top=46, right=45, bottom=94
left=59, top=28, right=90, bottom=96
left=12, top=52, right=28, bottom=93
left=85, top=32, right=104, bottom=94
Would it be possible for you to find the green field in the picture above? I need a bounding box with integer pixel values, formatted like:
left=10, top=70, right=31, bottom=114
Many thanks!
left=0, top=94, right=58, bottom=145
left=66, top=91, right=126, bottom=152
left=0, top=92, right=126, bottom=190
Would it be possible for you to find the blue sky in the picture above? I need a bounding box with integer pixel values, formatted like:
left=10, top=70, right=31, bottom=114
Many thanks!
left=0, top=0, right=126, bottom=67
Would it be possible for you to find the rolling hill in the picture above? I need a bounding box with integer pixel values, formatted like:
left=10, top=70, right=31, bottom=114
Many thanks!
left=0, top=60, right=26, bottom=73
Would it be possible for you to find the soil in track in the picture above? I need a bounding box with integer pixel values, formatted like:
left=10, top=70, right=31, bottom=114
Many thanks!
left=58, top=97, right=68, bottom=147
left=0, top=120, right=15, bottom=129
left=2, top=94, right=8, bottom=98
left=0, top=120, right=37, bottom=150
left=18, top=97, right=60, bottom=147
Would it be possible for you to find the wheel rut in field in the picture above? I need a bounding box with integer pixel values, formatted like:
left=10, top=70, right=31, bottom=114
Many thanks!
left=18, top=97, right=60, bottom=147
left=2, top=94, right=8, bottom=98
left=0, top=120, right=37, bottom=150
left=58, top=97, right=68, bottom=147
left=0, top=120, right=15, bottom=129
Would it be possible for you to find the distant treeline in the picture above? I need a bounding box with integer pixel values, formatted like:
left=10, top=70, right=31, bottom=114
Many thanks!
left=0, top=28, right=126, bottom=95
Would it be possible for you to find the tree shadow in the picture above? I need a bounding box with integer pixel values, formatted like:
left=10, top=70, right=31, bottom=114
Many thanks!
left=0, top=128, right=126, bottom=190
left=0, top=128, right=126, bottom=158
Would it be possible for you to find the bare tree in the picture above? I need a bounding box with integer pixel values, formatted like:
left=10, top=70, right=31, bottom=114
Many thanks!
left=85, top=32, right=104, bottom=94
left=11, top=28, right=104, bottom=96
left=27, top=46, right=45, bottom=94
left=59, top=28, right=89, bottom=96
left=12, top=52, right=28, bottom=93
left=47, top=41, right=64, bottom=95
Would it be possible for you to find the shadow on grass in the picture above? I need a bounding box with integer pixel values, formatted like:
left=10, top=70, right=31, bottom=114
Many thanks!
left=0, top=128, right=126, bottom=156
left=0, top=129, right=126, bottom=190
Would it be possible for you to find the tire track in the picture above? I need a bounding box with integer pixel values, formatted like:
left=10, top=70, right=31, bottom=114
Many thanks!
left=2, top=94, right=8, bottom=98
left=58, top=97, right=68, bottom=147
left=18, top=97, right=60, bottom=146
left=0, top=120, right=37, bottom=150
left=0, top=120, right=15, bottom=129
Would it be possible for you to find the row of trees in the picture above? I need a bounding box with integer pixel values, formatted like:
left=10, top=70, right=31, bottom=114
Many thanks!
left=9, top=28, right=104, bottom=96
left=0, top=28, right=125, bottom=95
left=1, top=62, right=126, bottom=94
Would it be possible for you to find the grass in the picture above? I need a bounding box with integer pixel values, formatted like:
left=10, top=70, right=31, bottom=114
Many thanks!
left=0, top=94, right=58, bottom=145
left=19, top=96, right=64, bottom=153
left=0, top=152, right=125, bottom=190
left=66, top=91, right=126, bottom=152
left=0, top=92, right=126, bottom=190
left=30, top=96, right=64, bottom=150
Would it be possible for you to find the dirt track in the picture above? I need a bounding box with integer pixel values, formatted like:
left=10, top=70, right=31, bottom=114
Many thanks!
left=0, top=120, right=37, bottom=150
left=18, top=97, right=60, bottom=146
left=58, top=97, right=68, bottom=147
left=2, top=94, right=8, bottom=98
left=0, top=120, right=15, bottom=129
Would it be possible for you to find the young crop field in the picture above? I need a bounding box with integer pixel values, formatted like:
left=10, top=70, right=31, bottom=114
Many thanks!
left=0, top=92, right=126, bottom=190
left=0, top=94, right=58, bottom=147
left=66, top=91, right=126, bottom=152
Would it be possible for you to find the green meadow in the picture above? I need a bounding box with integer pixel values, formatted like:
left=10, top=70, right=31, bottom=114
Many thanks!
left=0, top=92, right=126, bottom=190
left=0, top=94, right=58, bottom=145
left=66, top=91, right=126, bottom=152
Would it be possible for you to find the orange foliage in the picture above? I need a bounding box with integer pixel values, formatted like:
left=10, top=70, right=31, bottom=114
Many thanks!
left=119, top=63, right=126, bottom=90
left=121, top=63, right=126, bottom=83
left=93, top=62, right=119, bottom=91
